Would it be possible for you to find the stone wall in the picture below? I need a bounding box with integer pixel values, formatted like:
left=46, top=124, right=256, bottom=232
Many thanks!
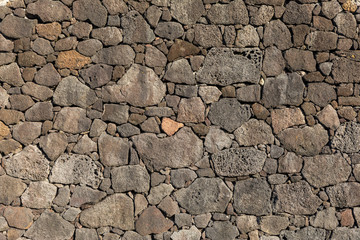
left=0, top=0, right=360, bottom=239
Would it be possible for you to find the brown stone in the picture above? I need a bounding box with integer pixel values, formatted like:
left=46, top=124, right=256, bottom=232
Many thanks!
left=56, top=50, right=91, bottom=69
left=317, top=105, right=340, bottom=130
left=341, top=209, right=354, bottom=227
left=252, top=103, right=270, bottom=120
left=161, top=118, right=184, bottom=136
left=271, top=108, right=305, bottom=134
left=0, top=121, right=10, bottom=140
left=0, top=139, right=22, bottom=155
left=36, top=23, right=61, bottom=41
left=135, top=206, right=173, bottom=236
left=0, top=109, right=24, bottom=125
left=339, top=97, right=360, bottom=106
left=177, top=97, right=205, bottom=123
left=3, top=207, right=33, bottom=230
left=18, top=51, right=46, bottom=67
left=168, top=40, right=200, bottom=62
left=342, top=0, right=357, bottom=12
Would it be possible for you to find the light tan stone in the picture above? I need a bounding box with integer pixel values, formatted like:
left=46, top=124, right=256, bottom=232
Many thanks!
left=272, top=108, right=305, bottom=134
left=56, top=50, right=91, bottom=69
left=36, top=22, right=62, bottom=41
left=0, top=121, right=10, bottom=140
left=161, top=118, right=184, bottom=136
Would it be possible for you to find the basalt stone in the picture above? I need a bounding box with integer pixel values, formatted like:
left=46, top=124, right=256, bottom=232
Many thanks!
left=212, top=147, right=266, bottom=177
left=80, top=194, right=134, bottom=230
left=235, top=25, right=260, bottom=47
left=0, top=175, right=26, bottom=205
left=154, top=22, right=184, bottom=41
left=263, top=20, right=292, bottom=50
left=170, top=169, right=197, bottom=188
left=331, top=228, right=360, bottom=239
left=310, top=207, right=338, bottom=230
left=3, top=145, right=49, bottom=181
left=25, top=102, right=53, bottom=121
left=321, top=0, right=342, bottom=19
left=121, top=11, right=155, bottom=44
left=335, top=12, right=357, bottom=38
left=250, top=5, right=274, bottom=26
left=36, top=22, right=62, bottom=41
left=170, top=0, right=205, bottom=25
left=305, top=31, right=338, bottom=51
left=307, top=83, right=336, bottom=107
left=164, top=59, right=195, bottom=85
left=53, top=107, right=91, bottom=134
left=21, top=181, right=57, bottom=209
left=234, top=119, right=274, bottom=146
left=0, top=139, right=22, bottom=156
left=197, top=48, right=261, bottom=85
left=280, top=227, right=326, bottom=240
left=103, top=0, right=128, bottom=15
left=27, top=0, right=72, bottom=22
left=234, top=178, right=272, bottom=216
left=132, top=127, right=203, bottom=171
left=69, top=22, right=92, bottom=39
left=73, top=0, right=108, bottom=27
left=206, top=221, right=239, bottom=240
left=136, top=206, right=173, bottom=236
left=0, top=33, right=13, bottom=51
left=332, top=122, right=360, bottom=153
left=77, top=39, right=103, bottom=57
left=55, top=37, right=77, bottom=51
left=284, top=48, right=316, bottom=72
left=55, top=50, right=91, bottom=69
left=172, top=226, right=201, bottom=240
left=0, top=15, right=36, bottom=39
left=209, top=98, right=250, bottom=133
left=168, top=40, right=200, bottom=62
left=91, top=27, right=122, bottom=46
left=34, top=63, right=61, bottom=87
left=0, top=109, right=24, bottom=125
left=245, top=0, right=284, bottom=5
left=273, top=181, right=322, bottom=215
left=39, top=132, right=68, bottom=161
left=332, top=58, right=360, bottom=83
left=0, top=63, right=24, bottom=87
left=102, top=104, right=129, bottom=124
left=262, top=73, right=305, bottom=108
left=50, top=154, right=103, bottom=188
left=207, top=0, right=248, bottom=25
left=24, top=211, right=75, bottom=240
left=92, top=45, right=134, bottom=66
left=177, top=97, right=205, bottom=123
left=278, top=124, right=328, bottom=156
left=70, top=186, right=106, bottom=207
left=98, top=133, right=129, bottom=167
left=145, top=45, right=167, bottom=68
left=204, top=127, right=232, bottom=154
left=326, top=182, right=360, bottom=208
left=3, top=206, right=33, bottom=230
left=111, top=165, right=150, bottom=193
left=271, top=108, right=305, bottom=134
left=0, top=53, right=15, bottom=66
left=193, top=24, right=222, bottom=48
left=13, top=122, right=42, bottom=145
left=317, top=105, right=340, bottom=130
left=73, top=135, right=97, bottom=154
left=283, top=2, right=314, bottom=25
left=303, top=154, right=351, bottom=188
left=174, top=178, right=232, bottom=214
left=10, top=95, right=33, bottom=111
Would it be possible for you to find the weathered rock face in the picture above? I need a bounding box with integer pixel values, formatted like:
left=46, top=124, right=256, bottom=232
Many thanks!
left=211, top=147, right=267, bottom=177
left=332, top=58, right=360, bottom=84
left=206, top=221, right=239, bottom=240
left=207, top=0, right=249, bottom=25
left=196, top=48, right=261, bottom=86
left=326, top=182, right=360, bottom=208
left=263, top=20, right=292, bottom=50
left=132, top=127, right=203, bottom=171
left=0, top=175, right=26, bottom=205
left=135, top=206, right=173, bottom=235
left=0, top=63, right=24, bottom=87
left=271, top=108, right=305, bottom=134
left=27, top=0, right=72, bottom=22
left=80, top=194, right=134, bottom=230
left=73, top=0, right=107, bottom=27
left=234, top=178, right=272, bottom=216
left=111, top=165, right=150, bottom=193
left=273, top=181, right=322, bottom=215
left=280, top=227, right=326, bottom=240
left=0, top=15, right=36, bottom=39
left=21, top=181, right=57, bottom=209
left=79, top=64, right=113, bottom=89
left=305, top=31, right=338, bottom=51
left=122, top=11, right=155, bottom=44
left=53, top=107, right=91, bottom=134
left=234, top=119, right=274, bottom=146
left=332, top=122, right=360, bottom=153
left=278, top=124, right=329, bottom=156
left=174, top=178, right=232, bottom=214
left=170, top=0, right=205, bottom=25
left=98, top=133, right=129, bottom=167
left=92, top=45, right=135, bottom=66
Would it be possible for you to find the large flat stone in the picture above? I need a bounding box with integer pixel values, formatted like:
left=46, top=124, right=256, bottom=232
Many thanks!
left=0, top=15, right=36, bottom=39
left=92, top=45, right=135, bottom=66
left=0, top=175, right=26, bottom=205
left=98, top=133, right=129, bottom=167
left=26, top=0, right=72, bottom=22
left=207, top=0, right=248, bottom=25
left=170, top=0, right=205, bottom=25
left=332, top=122, right=360, bottom=153
left=326, top=182, right=360, bottom=208
left=111, top=165, right=150, bottom=193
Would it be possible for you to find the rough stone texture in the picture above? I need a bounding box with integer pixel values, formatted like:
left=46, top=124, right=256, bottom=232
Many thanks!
left=0, top=175, right=26, bottom=205
left=305, top=31, right=338, bottom=51
left=271, top=108, right=305, bottom=134
left=136, top=206, right=173, bottom=235
left=98, top=133, right=129, bottom=167
left=34, top=63, right=61, bottom=87
left=206, top=221, right=239, bottom=240
left=307, top=83, right=336, bottom=107
left=317, top=105, right=340, bottom=130
left=332, top=58, right=360, bottom=84
left=164, top=59, right=195, bottom=84
left=280, top=227, right=326, bottom=240
left=92, top=27, right=122, bottom=46
left=332, top=122, right=360, bottom=153
left=70, top=186, right=106, bottom=207
left=56, top=50, right=91, bottom=69
left=262, top=46, right=285, bottom=77
left=102, top=104, right=129, bottom=124
left=73, top=0, right=107, bottom=27
left=278, top=124, right=329, bottom=156
left=0, top=15, right=36, bottom=39
left=175, top=178, right=232, bottom=214
left=212, top=147, right=267, bottom=177
left=234, top=178, right=272, bottom=216
left=3, top=206, right=33, bottom=230
left=39, top=132, right=67, bottom=161
left=0, top=63, right=24, bottom=87
left=204, top=127, right=232, bottom=154
left=331, top=228, right=360, bottom=240
left=12, top=122, right=42, bottom=145
left=80, top=194, right=134, bottom=230
left=177, top=97, right=205, bottom=123
left=326, top=182, right=360, bottom=208
left=207, top=0, right=248, bottom=25
left=122, top=11, right=155, bottom=44
left=170, top=0, right=205, bottom=25
left=24, top=211, right=75, bottom=240
left=132, top=127, right=203, bottom=171
left=263, top=20, right=292, bottom=50
left=273, top=181, right=322, bottom=215
left=260, top=216, right=289, bottom=235
left=27, top=0, right=72, bottom=22
left=50, top=154, right=103, bottom=188
left=310, top=207, right=338, bottom=230
left=285, top=48, right=316, bottom=72
left=21, top=181, right=57, bottom=209
left=234, top=119, right=274, bottom=146
left=79, top=64, right=113, bottom=89
left=283, top=2, right=314, bottom=25
left=92, top=45, right=135, bottom=66
left=53, top=107, right=91, bottom=134
left=335, top=13, right=357, bottom=38
left=111, top=165, right=150, bottom=193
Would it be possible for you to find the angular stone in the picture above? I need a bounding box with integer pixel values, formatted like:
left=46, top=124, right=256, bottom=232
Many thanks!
left=147, top=183, right=174, bottom=205
left=285, top=49, right=316, bottom=72
left=50, top=154, right=103, bottom=188
left=0, top=175, right=26, bottom=205
left=39, top=132, right=67, bottom=161
left=271, top=108, right=305, bottom=134
left=70, top=186, right=106, bottom=207
left=55, top=37, right=77, bottom=51
left=177, top=97, right=205, bottom=123
left=161, top=118, right=183, bottom=136
left=22, top=82, right=53, bottom=101
left=197, top=48, right=261, bottom=86
left=117, top=123, right=140, bottom=138
left=24, top=211, right=74, bottom=240
left=208, top=98, right=251, bottom=132
left=27, top=0, right=71, bottom=22
left=0, top=87, right=8, bottom=109
left=155, top=22, right=184, bottom=41
left=335, top=12, right=357, bottom=38
left=0, top=53, right=15, bottom=66
left=280, top=226, right=326, bottom=240
left=263, top=20, right=292, bottom=50
left=174, top=178, right=232, bottom=214
left=0, top=33, right=13, bottom=51
left=77, top=39, right=103, bottom=57
left=111, top=165, right=150, bottom=193
left=69, top=22, right=92, bottom=39
left=172, top=226, right=201, bottom=240
left=307, top=83, right=336, bottom=107
left=132, top=127, right=202, bottom=171
left=283, top=2, right=314, bottom=24
left=80, top=194, right=133, bottom=230
left=204, top=127, right=232, bottom=154
left=56, top=50, right=91, bottom=69
left=321, top=0, right=342, bottom=19
left=235, top=25, right=259, bottom=47
left=170, top=0, right=205, bottom=25
left=3, top=207, right=33, bottom=230
left=278, top=152, right=303, bottom=173
left=73, top=0, right=107, bottom=27
left=208, top=0, right=248, bottom=25
left=145, top=45, right=167, bottom=68
left=305, top=31, right=338, bottom=51
left=326, top=182, right=360, bottom=208
left=73, top=135, right=97, bottom=154
left=199, top=86, right=222, bottom=104
left=0, top=15, right=35, bottom=39
left=194, top=24, right=222, bottom=48
left=0, top=139, right=22, bottom=155
left=25, top=102, right=53, bottom=121
left=303, top=154, right=351, bottom=188
left=102, top=104, right=129, bottom=124
left=310, top=207, right=338, bottom=230
left=234, top=178, right=272, bottom=216
left=274, top=181, right=322, bottom=215
left=331, top=228, right=360, bottom=240
left=103, top=0, right=127, bottom=14
left=234, top=119, right=274, bottom=146
left=18, top=51, right=46, bottom=67
left=206, top=221, right=239, bottom=240
left=92, top=45, right=135, bottom=66
left=136, top=206, right=173, bottom=236
left=75, top=229, right=98, bottom=240
left=333, top=57, right=360, bottom=84
left=170, top=169, right=197, bottom=189
left=164, top=59, right=195, bottom=85
left=236, top=85, right=260, bottom=103
left=98, top=133, right=129, bottom=167
left=9, top=95, right=34, bottom=112
left=36, top=22, right=61, bottom=41
left=250, top=5, right=274, bottom=26
left=212, top=147, right=266, bottom=177
left=91, top=27, right=122, bottom=46
left=262, top=46, right=285, bottom=77
left=0, top=63, right=24, bottom=86
left=122, top=11, right=155, bottom=44
left=54, top=107, right=91, bottom=134
left=0, top=121, right=9, bottom=140
left=278, top=124, right=328, bottom=156
left=0, top=109, right=24, bottom=125
left=3, top=145, right=49, bottom=181
left=21, top=181, right=57, bottom=209
left=317, top=105, right=340, bottom=130
left=332, top=122, right=360, bottom=153
left=34, top=63, right=61, bottom=87
left=245, top=0, right=284, bottom=5
left=260, top=216, right=289, bottom=235
left=168, top=40, right=199, bottom=62
left=13, top=122, right=41, bottom=145
left=262, top=73, right=304, bottom=108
